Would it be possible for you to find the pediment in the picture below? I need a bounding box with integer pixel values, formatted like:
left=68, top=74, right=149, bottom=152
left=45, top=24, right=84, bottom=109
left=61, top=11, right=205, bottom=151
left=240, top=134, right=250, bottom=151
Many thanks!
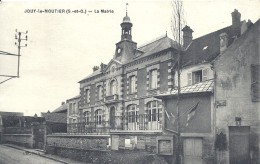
left=104, top=59, right=122, bottom=73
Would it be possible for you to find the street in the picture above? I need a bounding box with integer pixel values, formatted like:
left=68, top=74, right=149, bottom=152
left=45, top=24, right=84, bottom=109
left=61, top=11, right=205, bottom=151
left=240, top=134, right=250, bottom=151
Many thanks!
left=0, top=145, right=62, bottom=164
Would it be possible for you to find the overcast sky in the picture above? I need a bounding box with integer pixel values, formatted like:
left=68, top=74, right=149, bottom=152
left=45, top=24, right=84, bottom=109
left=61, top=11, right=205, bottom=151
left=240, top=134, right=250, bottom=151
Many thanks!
left=0, top=0, right=259, bottom=116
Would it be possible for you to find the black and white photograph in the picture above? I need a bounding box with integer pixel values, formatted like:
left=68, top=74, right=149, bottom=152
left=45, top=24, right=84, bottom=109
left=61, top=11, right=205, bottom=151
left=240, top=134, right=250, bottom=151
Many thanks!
left=0, top=0, right=259, bottom=163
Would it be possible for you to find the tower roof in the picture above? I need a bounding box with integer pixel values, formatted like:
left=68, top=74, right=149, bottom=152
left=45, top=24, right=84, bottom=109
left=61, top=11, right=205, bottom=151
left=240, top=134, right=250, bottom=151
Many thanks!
left=123, top=15, right=131, bottom=23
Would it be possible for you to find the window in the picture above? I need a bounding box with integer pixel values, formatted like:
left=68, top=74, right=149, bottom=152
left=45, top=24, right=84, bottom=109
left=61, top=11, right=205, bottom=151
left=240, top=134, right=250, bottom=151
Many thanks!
left=95, top=109, right=102, bottom=125
left=85, top=89, right=90, bottom=103
left=188, top=68, right=209, bottom=85
left=97, top=85, right=102, bottom=100
left=84, top=111, right=91, bottom=125
left=73, top=103, right=76, bottom=114
left=193, top=70, right=202, bottom=84
left=110, top=80, right=117, bottom=95
left=251, top=64, right=260, bottom=101
left=147, top=101, right=160, bottom=122
left=150, top=69, right=158, bottom=89
left=69, top=103, right=72, bottom=114
left=129, top=75, right=136, bottom=93
left=127, top=105, right=138, bottom=123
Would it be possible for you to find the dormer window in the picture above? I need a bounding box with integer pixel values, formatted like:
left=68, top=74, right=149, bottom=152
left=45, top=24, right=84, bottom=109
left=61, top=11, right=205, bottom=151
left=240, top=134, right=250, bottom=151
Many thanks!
left=188, top=69, right=209, bottom=85
left=193, top=70, right=202, bottom=84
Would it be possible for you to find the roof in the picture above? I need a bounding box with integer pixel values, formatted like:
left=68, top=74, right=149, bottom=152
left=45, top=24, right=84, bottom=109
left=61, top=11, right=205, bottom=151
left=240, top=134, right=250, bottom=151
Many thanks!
left=79, top=35, right=178, bottom=83
left=78, top=68, right=102, bottom=83
left=181, top=25, right=236, bottom=67
left=135, top=36, right=179, bottom=59
left=67, top=95, right=81, bottom=101
left=157, top=79, right=214, bottom=98
left=0, top=111, right=23, bottom=116
left=52, top=103, right=67, bottom=113
left=41, top=112, right=67, bottom=123
left=123, top=15, right=131, bottom=23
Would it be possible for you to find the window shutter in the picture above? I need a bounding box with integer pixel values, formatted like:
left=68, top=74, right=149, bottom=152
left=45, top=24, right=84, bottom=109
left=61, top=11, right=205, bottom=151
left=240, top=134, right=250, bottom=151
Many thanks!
left=202, top=68, right=209, bottom=81
left=251, top=65, right=260, bottom=101
left=188, top=73, right=192, bottom=85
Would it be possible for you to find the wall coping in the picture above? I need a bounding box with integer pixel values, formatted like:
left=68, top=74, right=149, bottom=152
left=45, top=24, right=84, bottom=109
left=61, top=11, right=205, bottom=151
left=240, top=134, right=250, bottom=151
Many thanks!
left=47, top=133, right=110, bottom=137
left=110, top=130, right=163, bottom=135
left=3, top=134, right=32, bottom=136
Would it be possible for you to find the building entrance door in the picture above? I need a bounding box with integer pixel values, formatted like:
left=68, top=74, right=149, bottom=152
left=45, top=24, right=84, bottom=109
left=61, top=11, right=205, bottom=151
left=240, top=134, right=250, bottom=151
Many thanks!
left=229, top=126, right=250, bottom=164
left=183, top=138, right=203, bottom=164
left=110, top=106, right=116, bottom=129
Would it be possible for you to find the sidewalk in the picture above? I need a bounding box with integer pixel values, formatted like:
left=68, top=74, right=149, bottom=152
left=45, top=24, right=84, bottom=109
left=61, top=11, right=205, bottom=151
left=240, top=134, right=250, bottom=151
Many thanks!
left=2, top=144, right=86, bottom=164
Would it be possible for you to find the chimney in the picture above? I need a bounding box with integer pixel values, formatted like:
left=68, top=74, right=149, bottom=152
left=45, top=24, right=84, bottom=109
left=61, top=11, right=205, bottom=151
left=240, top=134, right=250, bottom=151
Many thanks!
left=92, top=66, right=99, bottom=72
left=231, top=9, right=241, bottom=37
left=182, top=25, right=193, bottom=49
left=61, top=101, right=65, bottom=105
left=100, top=63, right=107, bottom=71
left=219, top=33, right=228, bottom=53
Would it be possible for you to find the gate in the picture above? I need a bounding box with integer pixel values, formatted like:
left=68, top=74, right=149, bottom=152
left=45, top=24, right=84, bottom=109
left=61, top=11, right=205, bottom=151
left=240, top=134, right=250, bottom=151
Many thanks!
left=183, top=138, right=203, bottom=164
left=229, top=126, right=250, bottom=164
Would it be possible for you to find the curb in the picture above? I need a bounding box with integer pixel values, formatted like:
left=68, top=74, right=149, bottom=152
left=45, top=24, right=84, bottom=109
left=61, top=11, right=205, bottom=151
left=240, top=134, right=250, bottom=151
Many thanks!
left=2, top=144, right=69, bottom=164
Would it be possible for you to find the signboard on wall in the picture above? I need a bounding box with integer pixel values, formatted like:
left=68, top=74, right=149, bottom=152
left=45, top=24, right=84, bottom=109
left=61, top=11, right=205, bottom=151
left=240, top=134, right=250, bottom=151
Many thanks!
left=157, top=135, right=174, bottom=155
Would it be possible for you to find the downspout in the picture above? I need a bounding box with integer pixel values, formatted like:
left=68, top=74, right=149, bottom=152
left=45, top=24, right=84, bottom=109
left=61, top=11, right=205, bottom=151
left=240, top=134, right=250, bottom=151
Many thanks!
left=211, top=62, right=217, bottom=164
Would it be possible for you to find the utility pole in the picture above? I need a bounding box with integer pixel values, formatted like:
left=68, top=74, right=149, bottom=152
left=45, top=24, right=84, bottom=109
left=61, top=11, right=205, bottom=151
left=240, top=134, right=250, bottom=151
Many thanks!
left=15, top=29, right=28, bottom=77
left=0, top=29, right=28, bottom=84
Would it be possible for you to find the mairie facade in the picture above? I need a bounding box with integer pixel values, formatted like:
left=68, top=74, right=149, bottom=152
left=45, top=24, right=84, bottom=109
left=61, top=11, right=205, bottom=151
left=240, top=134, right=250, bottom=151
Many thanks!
left=67, top=13, right=179, bottom=136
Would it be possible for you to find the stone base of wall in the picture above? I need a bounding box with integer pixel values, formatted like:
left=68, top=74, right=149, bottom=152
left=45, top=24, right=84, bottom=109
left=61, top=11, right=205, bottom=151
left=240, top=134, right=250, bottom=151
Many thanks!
left=2, top=134, right=33, bottom=148
left=46, top=146, right=171, bottom=164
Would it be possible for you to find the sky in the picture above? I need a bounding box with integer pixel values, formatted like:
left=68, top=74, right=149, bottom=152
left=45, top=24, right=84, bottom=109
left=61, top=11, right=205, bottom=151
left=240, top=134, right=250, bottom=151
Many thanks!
left=0, top=0, right=259, bottom=116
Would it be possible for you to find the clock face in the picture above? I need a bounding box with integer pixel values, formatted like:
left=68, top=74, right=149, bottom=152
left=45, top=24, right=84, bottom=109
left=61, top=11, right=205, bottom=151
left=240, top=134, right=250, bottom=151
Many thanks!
left=117, top=48, right=121, bottom=54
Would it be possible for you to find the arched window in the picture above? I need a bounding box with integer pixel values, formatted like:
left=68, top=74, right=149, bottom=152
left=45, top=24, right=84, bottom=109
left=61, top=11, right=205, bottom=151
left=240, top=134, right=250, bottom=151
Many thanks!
left=84, top=111, right=91, bottom=125
left=95, top=109, right=103, bottom=125
left=147, top=101, right=160, bottom=122
left=127, top=104, right=138, bottom=123
left=110, top=79, right=117, bottom=95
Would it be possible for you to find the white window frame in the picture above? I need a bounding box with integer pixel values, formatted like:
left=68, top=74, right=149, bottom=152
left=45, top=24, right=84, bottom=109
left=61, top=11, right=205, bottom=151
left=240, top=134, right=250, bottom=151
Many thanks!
left=95, top=109, right=103, bottom=125
left=129, top=75, right=136, bottom=93
left=150, top=69, right=158, bottom=89
left=110, top=79, right=117, bottom=95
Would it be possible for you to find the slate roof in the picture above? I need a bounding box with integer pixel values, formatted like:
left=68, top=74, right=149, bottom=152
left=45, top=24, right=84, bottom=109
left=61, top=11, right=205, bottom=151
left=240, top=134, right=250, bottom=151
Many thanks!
left=79, top=35, right=178, bottom=83
left=181, top=25, right=236, bottom=67
left=157, top=79, right=214, bottom=98
left=41, top=112, right=67, bottom=123
left=67, top=95, right=81, bottom=101
left=135, top=36, right=179, bottom=59
left=52, top=103, right=67, bottom=113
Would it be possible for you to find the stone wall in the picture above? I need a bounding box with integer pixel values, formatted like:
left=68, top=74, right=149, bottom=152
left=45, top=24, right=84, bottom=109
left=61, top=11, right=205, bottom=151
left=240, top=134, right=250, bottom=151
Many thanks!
left=46, top=134, right=110, bottom=150
left=46, top=133, right=173, bottom=163
left=2, top=134, right=33, bottom=148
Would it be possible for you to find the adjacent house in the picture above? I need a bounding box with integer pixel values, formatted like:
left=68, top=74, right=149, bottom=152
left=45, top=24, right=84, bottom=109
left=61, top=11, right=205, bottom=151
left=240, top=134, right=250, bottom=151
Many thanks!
left=156, top=9, right=259, bottom=164
left=213, top=19, right=260, bottom=164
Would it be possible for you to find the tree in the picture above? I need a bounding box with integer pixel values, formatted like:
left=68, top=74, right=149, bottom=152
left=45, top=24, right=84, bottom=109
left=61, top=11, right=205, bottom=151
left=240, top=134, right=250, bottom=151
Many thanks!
left=171, top=1, right=186, bottom=164
left=171, top=0, right=186, bottom=48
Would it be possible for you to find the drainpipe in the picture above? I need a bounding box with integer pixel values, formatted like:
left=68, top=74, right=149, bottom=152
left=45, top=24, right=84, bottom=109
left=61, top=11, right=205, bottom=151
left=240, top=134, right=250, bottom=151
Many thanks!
left=211, top=62, right=217, bottom=164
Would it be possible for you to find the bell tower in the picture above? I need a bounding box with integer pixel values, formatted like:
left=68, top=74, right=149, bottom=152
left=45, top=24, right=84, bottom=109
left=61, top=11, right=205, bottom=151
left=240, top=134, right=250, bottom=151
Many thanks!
left=114, top=4, right=137, bottom=64
left=121, top=11, right=132, bottom=41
